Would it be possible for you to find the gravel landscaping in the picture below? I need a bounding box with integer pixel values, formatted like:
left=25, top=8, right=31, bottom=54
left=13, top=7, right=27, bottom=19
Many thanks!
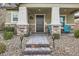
left=49, top=33, right=79, bottom=56
left=0, top=32, right=28, bottom=56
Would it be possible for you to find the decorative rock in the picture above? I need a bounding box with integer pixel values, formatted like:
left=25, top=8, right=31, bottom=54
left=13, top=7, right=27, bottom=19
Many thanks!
left=0, top=32, right=27, bottom=56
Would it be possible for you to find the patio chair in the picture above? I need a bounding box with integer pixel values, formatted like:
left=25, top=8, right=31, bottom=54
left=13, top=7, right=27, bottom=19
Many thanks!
left=48, top=25, right=51, bottom=34
left=64, top=24, right=71, bottom=33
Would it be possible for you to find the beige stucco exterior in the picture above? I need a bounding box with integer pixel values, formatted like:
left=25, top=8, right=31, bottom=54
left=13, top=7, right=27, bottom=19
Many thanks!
left=4, top=3, right=79, bottom=33
left=67, top=14, right=74, bottom=24
left=6, top=10, right=11, bottom=24
left=0, top=9, right=6, bottom=30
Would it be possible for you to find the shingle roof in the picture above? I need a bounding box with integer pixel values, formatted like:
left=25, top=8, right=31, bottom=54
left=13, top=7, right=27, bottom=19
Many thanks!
left=0, top=3, right=19, bottom=9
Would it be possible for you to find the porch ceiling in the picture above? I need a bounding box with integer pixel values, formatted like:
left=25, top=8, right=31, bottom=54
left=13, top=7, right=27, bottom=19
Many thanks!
left=28, top=8, right=51, bottom=14
left=28, top=8, right=79, bottom=15
left=60, top=8, right=79, bottom=15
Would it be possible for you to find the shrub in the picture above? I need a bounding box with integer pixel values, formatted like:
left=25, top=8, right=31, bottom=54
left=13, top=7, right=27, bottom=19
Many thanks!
left=4, top=27, right=17, bottom=35
left=3, top=27, right=14, bottom=40
left=74, top=30, right=79, bottom=38
left=0, top=42, right=6, bottom=54
left=4, top=27, right=14, bottom=32
left=4, top=31, right=13, bottom=40
left=52, top=33, right=60, bottom=39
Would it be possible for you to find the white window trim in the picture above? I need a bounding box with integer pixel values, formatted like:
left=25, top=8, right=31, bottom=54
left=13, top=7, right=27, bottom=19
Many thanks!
left=11, top=11, right=18, bottom=24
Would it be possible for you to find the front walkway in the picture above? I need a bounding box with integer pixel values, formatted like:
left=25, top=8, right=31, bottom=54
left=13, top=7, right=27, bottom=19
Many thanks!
left=23, top=33, right=51, bottom=55
left=26, top=33, right=49, bottom=45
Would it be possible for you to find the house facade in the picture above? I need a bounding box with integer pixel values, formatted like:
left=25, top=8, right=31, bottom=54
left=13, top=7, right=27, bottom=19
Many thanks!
left=1, top=3, right=79, bottom=35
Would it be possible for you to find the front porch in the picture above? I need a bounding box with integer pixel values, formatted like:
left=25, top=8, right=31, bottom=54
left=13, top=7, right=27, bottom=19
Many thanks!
left=0, top=4, right=78, bottom=36
left=15, top=7, right=79, bottom=36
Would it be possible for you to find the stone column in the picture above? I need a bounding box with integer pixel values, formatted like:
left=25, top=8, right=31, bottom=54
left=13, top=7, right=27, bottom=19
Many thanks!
left=17, top=7, right=29, bottom=35
left=51, top=7, right=61, bottom=37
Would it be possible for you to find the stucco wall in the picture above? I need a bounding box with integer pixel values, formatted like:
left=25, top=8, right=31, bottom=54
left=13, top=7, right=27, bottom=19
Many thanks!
left=0, top=9, right=6, bottom=30
left=45, top=13, right=51, bottom=32
left=28, top=13, right=35, bottom=32
left=6, top=11, right=11, bottom=24
left=66, top=14, right=74, bottom=24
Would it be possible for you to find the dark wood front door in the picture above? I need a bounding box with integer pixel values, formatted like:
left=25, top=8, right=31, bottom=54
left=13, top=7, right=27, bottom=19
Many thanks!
left=36, top=15, right=44, bottom=32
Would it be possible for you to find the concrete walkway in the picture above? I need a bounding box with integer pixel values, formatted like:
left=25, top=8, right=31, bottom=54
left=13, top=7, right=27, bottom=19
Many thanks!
left=27, top=33, right=49, bottom=45
left=23, top=33, right=51, bottom=55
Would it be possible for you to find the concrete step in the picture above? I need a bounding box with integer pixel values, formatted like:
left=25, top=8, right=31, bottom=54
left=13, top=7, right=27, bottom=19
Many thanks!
left=32, top=32, right=48, bottom=34
left=26, top=35, right=49, bottom=47
left=23, top=47, right=51, bottom=55
left=26, top=44, right=50, bottom=47
left=23, top=33, right=51, bottom=55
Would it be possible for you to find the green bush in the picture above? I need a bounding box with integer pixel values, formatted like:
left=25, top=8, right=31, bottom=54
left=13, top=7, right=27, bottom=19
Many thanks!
left=4, top=27, right=14, bottom=32
left=74, top=30, right=79, bottom=38
left=4, top=31, right=13, bottom=40
left=0, top=42, right=6, bottom=54
left=52, top=33, right=60, bottom=39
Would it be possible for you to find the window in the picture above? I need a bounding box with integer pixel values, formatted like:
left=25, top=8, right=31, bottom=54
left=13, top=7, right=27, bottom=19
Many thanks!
left=13, top=14, right=18, bottom=21
left=11, top=11, right=18, bottom=23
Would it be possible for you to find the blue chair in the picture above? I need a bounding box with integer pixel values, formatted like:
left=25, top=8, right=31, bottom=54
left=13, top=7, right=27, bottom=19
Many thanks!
left=64, top=24, right=71, bottom=33
left=48, top=25, right=51, bottom=33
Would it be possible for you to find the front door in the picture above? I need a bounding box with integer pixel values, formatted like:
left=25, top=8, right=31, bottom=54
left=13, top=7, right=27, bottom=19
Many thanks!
left=36, top=15, right=44, bottom=32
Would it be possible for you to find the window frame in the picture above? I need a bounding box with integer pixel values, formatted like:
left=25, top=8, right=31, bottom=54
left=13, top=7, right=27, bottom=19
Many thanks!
left=11, top=11, right=18, bottom=24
